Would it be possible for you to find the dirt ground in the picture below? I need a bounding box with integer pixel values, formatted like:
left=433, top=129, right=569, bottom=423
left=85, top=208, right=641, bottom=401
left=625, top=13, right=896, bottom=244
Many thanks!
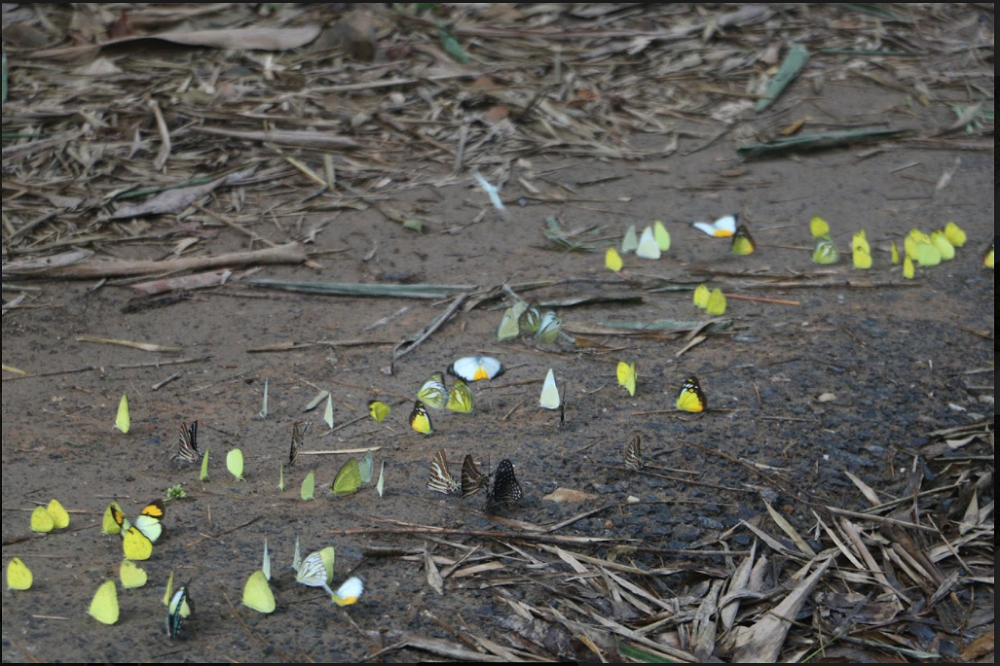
left=2, top=4, right=994, bottom=663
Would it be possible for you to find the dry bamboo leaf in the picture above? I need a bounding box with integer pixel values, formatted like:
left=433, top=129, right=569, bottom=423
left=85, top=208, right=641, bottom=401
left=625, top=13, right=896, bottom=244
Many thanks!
left=844, top=470, right=882, bottom=507
left=102, top=26, right=321, bottom=51
left=720, top=540, right=756, bottom=630
left=692, top=579, right=724, bottom=661
left=2, top=250, right=91, bottom=272
left=961, top=632, right=994, bottom=661
left=739, top=519, right=795, bottom=555
left=553, top=547, right=590, bottom=575
left=192, top=126, right=360, bottom=150
left=763, top=501, right=816, bottom=557
left=130, top=269, right=233, bottom=295
left=76, top=335, right=183, bottom=353
left=730, top=557, right=832, bottom=663
left=106, top=177, right=226, bottom=220
left=452, top=562, right=505, bottom=578
left=959, top=489, right=980, bottom=534
left=542, top=488, right=597, bottom=503
left=424, top=548, right=444, bottom=595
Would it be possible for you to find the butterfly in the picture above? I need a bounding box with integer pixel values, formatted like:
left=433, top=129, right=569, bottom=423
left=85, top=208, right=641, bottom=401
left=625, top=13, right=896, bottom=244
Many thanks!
left=943, top=221, right=966, bottom=247
left=6, top=557, right=32, bottom=591
left=605, top=247, right=623, bottom=272
left=166, top=585, right=192, bottom=638
left=617, top=361, right=636, bottom=397
left=535, top=311, right=562, bottom=344
left=621, top=225, right=639, bottom=253
left=497, top=302, right=527, bottom=341
left=812, top=237, right=839, bottom=265
left=409, top=401, right=433, bottom=435
left=539, top=368, right=560, bottom=410
left=368, top=400, right=391, bottom=423
left=731, top=224, right=755, bottom=256
left=89, top=580, right=120, bottom=625
left=120, top=559, right=148, bottom=589
left=112, top=499, right=166, bottom=544
left=985, top=241, right=994, bottom=270
left=693, top=284, right=710, bottom=309
left=332, top=458, right=362, bottom=496
left=330, top=576, right=364, bottom=607
left=376, top=461, right=385, bottom=497
left=174, top=421, right=202, bottom=464
left=449, top=356, right=504, bottom=382
left=417, top=372, right=449, bottom=410
left=635, top=226, right=661, bottom=260
left=931, top=230, right=955, bottom=261
left=227, top=448, right=244, bottom=480
left=358, top=449, right=374, bottom=485
left=289, top=421, right=309, bottom=466
left=903, top=255, right=915, bottom=279
left=852, top=230, right=872, bottom=269
left=461, top=454, right=489, bottom=498
left=518, top=302, right=542, bottom=334
left=445, top=378, right=473, bottom=413
left=487, top=459, right=523, bottom=508
left=624, top=435, right=644, bottom=471
left=427, top=449, right=460, bottom=495
left=653, top=220, right=671, bottom=251
left=242, top=570, right=275, bottom=614
left=300, top=469, right=316, bottom=501
left=30, top=506, right=54, bottom=533
left=676, top=375, right=707, bottom=413
left=706, top=288, right=726, bottom=316
left=693, top=214, right=738, bottom=238
left=296, top=550, right=334, bottom=595
left=262, top=539, right=272, bottom=581
left=809, top=216, right=830, bottom=239
left=114, top=393, right=130, bottom=434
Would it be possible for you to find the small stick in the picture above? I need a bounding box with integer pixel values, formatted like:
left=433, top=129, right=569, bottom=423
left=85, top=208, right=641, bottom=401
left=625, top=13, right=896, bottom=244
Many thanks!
left=152, top=373, right=182, bottom=391
left=725, top=293, right=800, bottom=306
left=299, top=446, right=382, bottom=456
left=149, top=98, right=172, bottom=170
left=393, top=293, right=469, bottom=360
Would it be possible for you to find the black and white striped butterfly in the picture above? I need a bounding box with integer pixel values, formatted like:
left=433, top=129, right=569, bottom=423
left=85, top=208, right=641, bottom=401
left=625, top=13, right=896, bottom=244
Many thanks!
left=289, top=421, right=309, bottom=466
left=427, top=449, right=460, bottom=495
left=624, top=434, right=644, bottom=471
left=460, top=454, right=489, bottom=498
left=487, top=459, right=522, bottom=509
left=173, top=421, right=202, bottom=464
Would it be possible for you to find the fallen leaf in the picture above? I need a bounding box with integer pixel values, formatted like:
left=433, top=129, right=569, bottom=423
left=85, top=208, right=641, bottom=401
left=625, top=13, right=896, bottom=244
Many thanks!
left=543, top=488, right=598, bottom=503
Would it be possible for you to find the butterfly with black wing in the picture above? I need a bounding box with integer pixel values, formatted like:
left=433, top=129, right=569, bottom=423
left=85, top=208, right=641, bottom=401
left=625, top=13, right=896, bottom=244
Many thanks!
left=173, top=421, right=202, bottom=464
left=624, top=434, right=644, bottom=471
left=166, top=584, right=193, bottom=638
left=460, top=454, right=489, bottom=498
left=427, top=449, right=460, bottom=495
left=487, top=459, right=522, bottom=510
left=289, top=421, right=309, bottom=466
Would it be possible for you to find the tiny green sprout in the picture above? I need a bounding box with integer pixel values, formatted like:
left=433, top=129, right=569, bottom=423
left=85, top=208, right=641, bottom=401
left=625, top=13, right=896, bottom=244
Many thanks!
left=166, top=484, right=187, bottom=501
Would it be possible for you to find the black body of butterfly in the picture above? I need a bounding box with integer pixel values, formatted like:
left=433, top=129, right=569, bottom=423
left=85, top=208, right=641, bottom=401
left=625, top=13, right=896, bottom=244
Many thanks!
left=460, top=454, right=489, bottom=498
left=289, top=421, right=309, bottom=466
left=166, top=585, right=193, bottom=638
left=174, top=421, right=202, bottom=464
left=487, top=458, right=523, bottom=509
left=624, top=434, right=644, bottom=471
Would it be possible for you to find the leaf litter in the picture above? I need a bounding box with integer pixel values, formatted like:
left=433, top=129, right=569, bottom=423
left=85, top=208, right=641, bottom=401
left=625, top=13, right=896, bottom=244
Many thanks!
left=1, top=3, right=993, bottom=662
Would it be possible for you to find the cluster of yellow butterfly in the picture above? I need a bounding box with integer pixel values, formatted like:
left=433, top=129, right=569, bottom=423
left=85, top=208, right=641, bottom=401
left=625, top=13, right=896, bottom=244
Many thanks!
left=606, top=220, right=672, bottom=271
left=692, top=284, right=727, bottom=316
left=102, top=499, right=166, bottom=561
left=329, top=449, right=383, bottom=497
left=243, top=537, right=363, bottom=613
left=407, top=358, right=504, bottom=435
left=29, top=499, right=70, bottom=533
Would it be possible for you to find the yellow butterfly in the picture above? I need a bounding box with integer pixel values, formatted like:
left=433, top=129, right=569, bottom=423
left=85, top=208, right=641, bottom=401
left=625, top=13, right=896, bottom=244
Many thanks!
left=693, top=284, right=710, bottom=309
left=449, top=356, right=504, bottom=382
left=111, top=500, right=165, bottom=544
left=226, top=449, right=245, bottom=480
left=535, top=311, right=562, bottom=344
left=409, top=401, right=433, bottom=435
left=653, top=220, right=671, bottom=251
left=706, top=288, right=726, bottom=316
left=605, top=247, right=623, bottom=272
left=30, top=506, right=54, bottom=533
left=694, top=215, right=737, bottom=238
left=114, top=393, right=130, bottom=434
left=497, top=302, right=526, bottom=341
left=944, top=221, right=966, bottom=247
left=242, top=570, right=275, bottom=614
left=123, top=526, right=154, bottom=561
left=539, top=369, right=560, bottom=410
left=731, top=224, right=755, bottom=256
left=852, top=230, right=872, bottom=269
left=301, top=469, right=316, bottom=501
left=417, top=372, right=449, bottom=410
left=809, top=216, right=830, bottom=239
left=330, top=576, right=364, bottom=607
left=903, top=255, right=915, bottom=279
left=931, top=230, right=955, bottom=261
left=368, top=400, right=391, bottom=423
left=120, top=560, right=148, bottom=589
left=985, top=241, right=994, bottom=270
left=89, top=580, right=120, bottom=625
left=518, top=303, right=542, bottom=334
left=620, top=225, right=639, bottom=253
left=635, top=226, right=661, bottom=260
left=445, top=378, right=473, bottom=413
left=332, top=458, right=362, bottom=495
left=616, top=361, right=636, bottom=397
left=6, top=557, right=32, bottom=591
left=676, top=375, right=707, bottom=413
left=890, top=240, right=900, bottom=265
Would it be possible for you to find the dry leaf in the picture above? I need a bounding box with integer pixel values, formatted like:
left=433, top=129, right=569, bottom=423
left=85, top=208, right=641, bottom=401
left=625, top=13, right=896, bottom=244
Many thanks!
left=542, top=488, right=598, bottom=503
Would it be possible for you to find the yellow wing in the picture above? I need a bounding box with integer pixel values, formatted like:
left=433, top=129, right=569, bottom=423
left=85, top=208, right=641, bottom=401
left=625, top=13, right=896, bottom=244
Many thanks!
left=88, top=580, right=120, bottom=625
left=368, top=400, right=391, bottom=423
left=114, top=394, right=130, bottom=434
left=7, top=557, right=32, bottom=591
left=123, top=527, right=154, bottom=561
left=676, top=376, right=707, bottom=413
left=445, top=379, right=473, bottom=413
left=242, top=570, right=275, bottom=614
left=409, top=401, right=434, bottom=435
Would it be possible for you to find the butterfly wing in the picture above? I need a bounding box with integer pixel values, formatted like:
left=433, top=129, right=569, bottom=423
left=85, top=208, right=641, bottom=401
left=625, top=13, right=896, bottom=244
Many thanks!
left=289, top=421, right=308, bottom=466
left=89, top=580, right=120, bottom=625
left=358, top=449, right=374, bottom=484
left=123, top=526, right=154, bottom=561
left=368, top=400, right=390, bottom=423
left=605, top=247, right=623, bottom=272
left=625, top=435, right=644, bottom=470
left=445, top=379, right=473, bottom=413
left=409, top=401, right=433, bottom=435
left=115, top=394, right=130, bottom=434
left=617, top=361, right=636, bottom=397
left=332, top=458, right=362, bottom=496
left=417, top=372, right=449, bottom=410
left=676, top=376, right=707, bottom=413
left=330, top=576, right=364, bottom=606
left=487, top=459, right=523, bottom=508
left=242, top=570, right=275, bottom=614
left=7, top=557, right=32, bottom=590
left=539, top=369, right=560, bottom=410
left=166, top=586, right=191, bottom=638
left=635, top=226, right=661, bottom=259
left=461, top=454, right=489, bottom=498
left=518, top=303, right=542, bottom=334
left=535, top=311, right=562, bottom=344
left=427, top=449, right=460, bottom=494
left=448, top=356, right=504, bottom=382
left=497, top=303, right=526, bottom=340
left=296, top=551, right=333, bottom=595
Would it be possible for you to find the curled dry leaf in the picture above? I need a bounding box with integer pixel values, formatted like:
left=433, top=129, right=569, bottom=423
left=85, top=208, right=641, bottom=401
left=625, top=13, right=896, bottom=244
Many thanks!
left=542, top=488, right=598, bottom=504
